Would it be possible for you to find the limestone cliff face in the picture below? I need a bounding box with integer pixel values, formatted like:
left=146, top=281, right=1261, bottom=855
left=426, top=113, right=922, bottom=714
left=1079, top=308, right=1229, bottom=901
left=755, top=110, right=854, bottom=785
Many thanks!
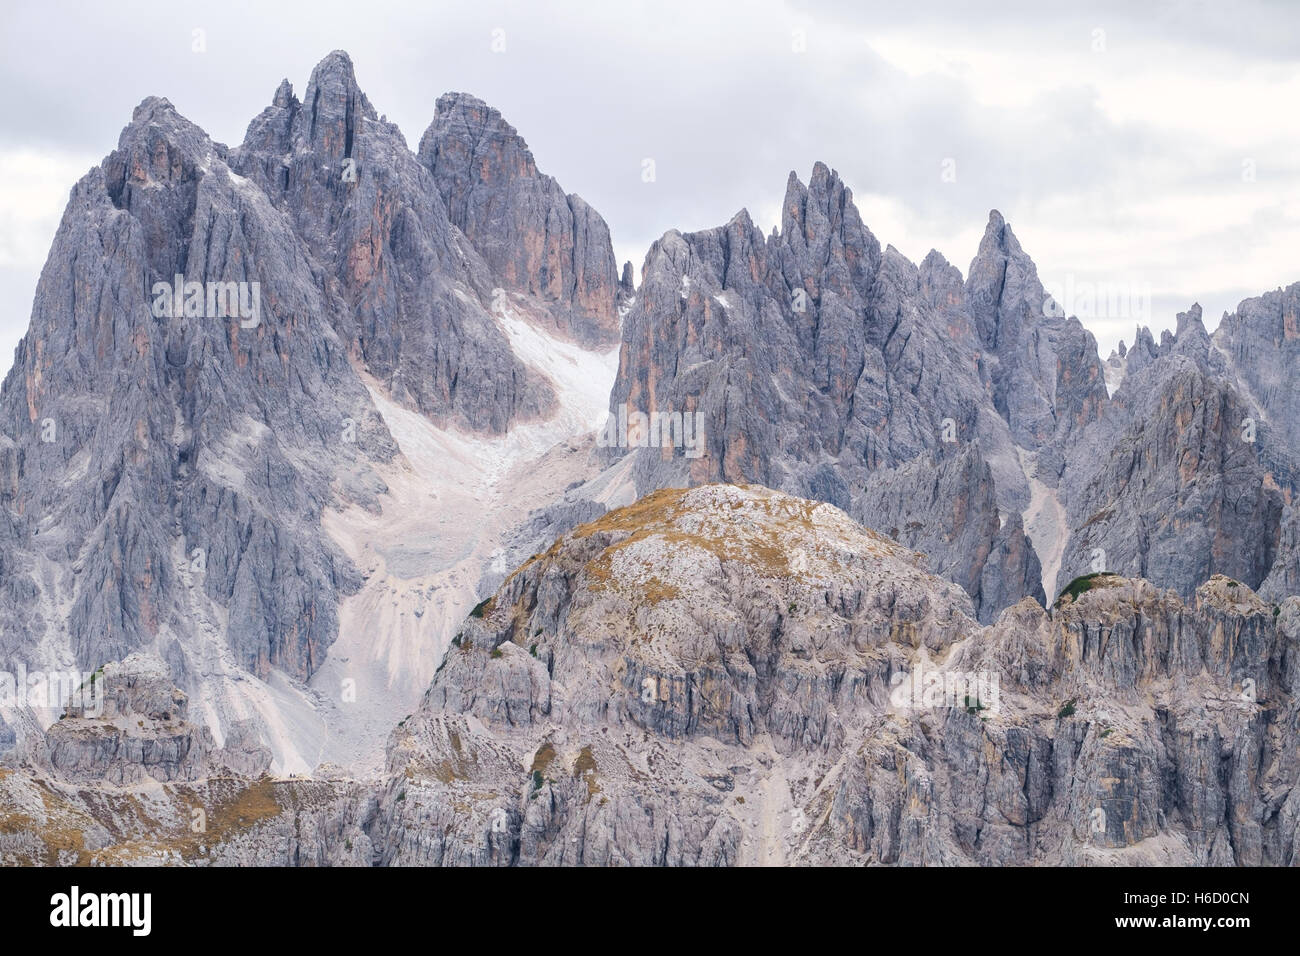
left=1210, top=283, right=1300, bottom=599
left=966, top=211, right=1108, bottom=448
left=9, top=488, right=1294, bottom=866
left=1214, top=282, right=1300, bottom=469
left=419, top=92, right=622, bottom=347
left=231, top=53, right=556, bottom=432
left=855, top=445, right=1044, bottom=623
left=0, top=86, right=393, bottom=686
left=1059, top=305, right=1284, bottom=599
left=1061, top=367, right=1282, bottom=595
left=606, top=169, right=1048, bottom=619
left=371, top=492, right=1300, bottom=865
left=0, top=50, right=622, bottom=721
left=600, top=176, right=1298, bottom=625
left=28, top=655, right=270, bottom=787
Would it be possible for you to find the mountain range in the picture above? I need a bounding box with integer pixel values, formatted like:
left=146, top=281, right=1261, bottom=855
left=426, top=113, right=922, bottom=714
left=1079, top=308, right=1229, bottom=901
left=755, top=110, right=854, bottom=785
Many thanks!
left=2, top=51, right=1298, bottom=866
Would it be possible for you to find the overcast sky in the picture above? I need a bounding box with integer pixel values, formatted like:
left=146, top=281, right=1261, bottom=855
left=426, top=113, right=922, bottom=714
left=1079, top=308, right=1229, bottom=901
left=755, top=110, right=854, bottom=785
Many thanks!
left=2, top=0, right=1297, bottom=375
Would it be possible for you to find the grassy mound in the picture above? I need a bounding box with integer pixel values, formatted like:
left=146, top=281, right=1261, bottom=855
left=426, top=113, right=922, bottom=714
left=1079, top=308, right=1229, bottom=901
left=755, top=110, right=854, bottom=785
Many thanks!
left=1055, top=572, right=1119, bottom=606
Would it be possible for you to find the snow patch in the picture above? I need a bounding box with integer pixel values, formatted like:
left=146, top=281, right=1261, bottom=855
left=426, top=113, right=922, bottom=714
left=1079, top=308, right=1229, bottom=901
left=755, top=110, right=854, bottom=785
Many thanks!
left=1016, top=447, right=1068, bottom=600
left=313, top=322, right=619, bottom=770
left=496, top=308, right=618, bottom=438
left=1103, top=360, right=1125, bottom=398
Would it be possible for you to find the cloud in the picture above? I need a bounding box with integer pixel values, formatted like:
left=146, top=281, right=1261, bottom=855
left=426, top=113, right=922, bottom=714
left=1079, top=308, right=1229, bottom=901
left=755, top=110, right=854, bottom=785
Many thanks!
left=0, top=0, right=1296, bottom=367
left=0, top=148, right=98, bottom=369
left=0, top=149, right=97, bottom=268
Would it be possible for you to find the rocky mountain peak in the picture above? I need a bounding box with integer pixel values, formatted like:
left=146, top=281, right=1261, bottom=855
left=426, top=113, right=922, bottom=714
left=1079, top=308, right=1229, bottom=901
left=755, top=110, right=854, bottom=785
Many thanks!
left=271, top=78, right=295, bottom=109
left=304, top=49, right=363, bottom=94
left=781, top=163, right=881, bottom=281
left=1174, top=302, right=1208, bottom=341
left=117, top=94, right=213, bottom=159
left=919, top=248, right=953, bottom=272
left=417, top=89, right=621, bottom=346
left=425, top=91, right=538, bottom=177
left=966, top=208, right=1037, bottom=350
left=295, top=49, right=375, bottom=157
left=0, top=51, right=641, bottom=779
left=979, top=207, right=1009, bottom=245
left=130, top=95, right=179, bottom=124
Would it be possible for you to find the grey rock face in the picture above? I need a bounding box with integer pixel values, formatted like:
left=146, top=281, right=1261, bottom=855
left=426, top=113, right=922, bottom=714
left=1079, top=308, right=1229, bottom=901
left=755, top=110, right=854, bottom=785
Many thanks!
left=0, top=50, right=627, bottom=725
left=376, top=496, right=1300, bottom=866
left=1207, top=284, right=1300, bottom=600
left=1057, top=305, right=1283, bottom=600
left=1061, top=366, right=1281, bottom=595
left=0, top=712, right=16, bottom=756
left=419, top=93, right=622, bottom=347
left=0, top=89, right=388, bottom=685
left=212, top=718, right=275, bottom=778
left=378, top=485, right=981, bottom=865
left=17, top=652, right=269, bottom=790
left=606, top=168, right=1065, bottom=617
left=1214, top=282, right=1300, bottom=469
left=856, top=444, right=1044, bottom=622
left=967, top=211, right=1108, bottom=448
left=4, top=487, right=1300, bottom=865
left=605, top=168, right=1299, bottom=619
left=232, top=52, right=555, bottom=434
left=37, top=655, right=215, bottom=785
